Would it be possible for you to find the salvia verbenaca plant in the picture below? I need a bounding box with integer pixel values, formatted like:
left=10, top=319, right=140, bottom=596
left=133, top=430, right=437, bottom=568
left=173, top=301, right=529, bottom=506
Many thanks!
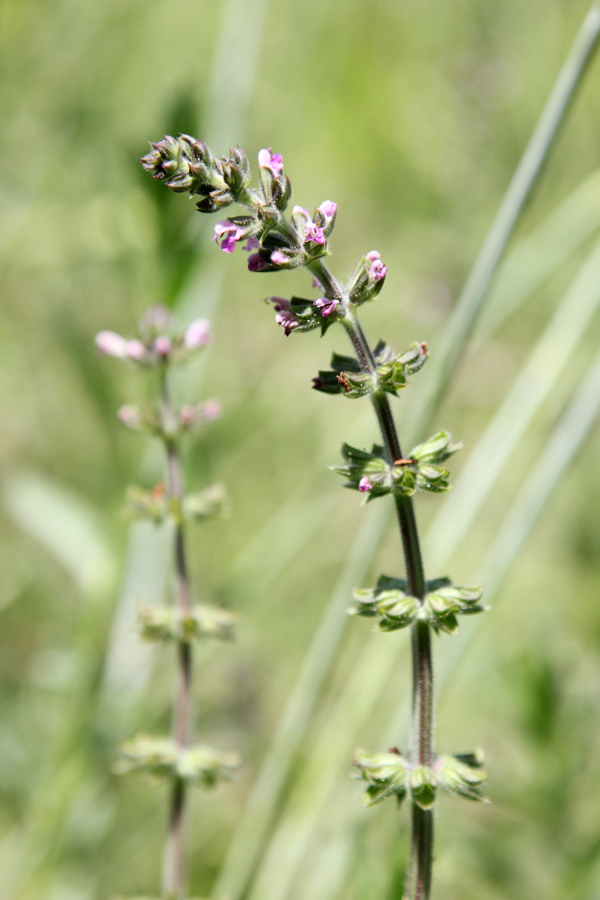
left=96, top=307, right=238, bottom=900
left=140, top=135, right=488, bottom=899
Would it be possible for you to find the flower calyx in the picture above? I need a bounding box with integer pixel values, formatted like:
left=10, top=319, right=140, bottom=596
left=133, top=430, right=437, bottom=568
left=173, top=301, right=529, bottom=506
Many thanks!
left=332, top=430, right=461, bottom=499
left=125, top=483, right=229, bottom=524
left=114, top=735, right=239, bottom=787
left=137, top=603, right=236, bottom=643
left=312, top=340, right=429, bottom=398
left=354, top=748, right=487, bottom=809
left=350, top=574, right=486, bottom=634
left=267, top=295, right=342, bottom=337
left=347, top=251, right=388, bottom=306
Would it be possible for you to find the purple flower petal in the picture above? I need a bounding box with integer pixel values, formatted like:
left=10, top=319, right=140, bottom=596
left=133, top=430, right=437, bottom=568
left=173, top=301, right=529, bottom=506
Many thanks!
left=248, top=253, right=270, bottom=272
left=266, top=296, right=292, bottom=312
left=258, top=147, right=284, bottom=176
left=304, top=223, right=325, bottom=245
left=314, top=297, right=339, bottom=317
left=369, top=259, right=387, bottom=282
left=275, top=309, right=300, bottom=336
left=358, top=477, right=373, bottom=492
left=270, top=250, right=289, bottom=266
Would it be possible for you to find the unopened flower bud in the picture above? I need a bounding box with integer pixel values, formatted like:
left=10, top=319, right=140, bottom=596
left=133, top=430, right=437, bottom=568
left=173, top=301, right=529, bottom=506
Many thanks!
left=140, top=304, right=171, bottom=336
left=202, top=399, right=221, bottom=421
left=318, top=200, right=337, bottom=223
left=248, top=253, right=271, bottom=272
left=118, top=405, right=142, bottom=429
left=154, top=336, right=171, bottom=357
left=96, top=330, right=128, bottom=357
left=184, top=318, right=213, bottom=349
left=126, top=340, right=147, bottom=361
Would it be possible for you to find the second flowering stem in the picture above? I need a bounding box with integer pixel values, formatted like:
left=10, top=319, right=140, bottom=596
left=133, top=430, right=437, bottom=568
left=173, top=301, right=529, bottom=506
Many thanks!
left=161, top=370, right=193, bottom=900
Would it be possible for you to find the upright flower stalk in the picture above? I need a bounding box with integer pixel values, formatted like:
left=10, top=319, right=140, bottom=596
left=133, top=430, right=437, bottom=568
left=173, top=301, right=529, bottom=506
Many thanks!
left=141, top=136, right=487, bottom=898
left=97, top=307, right=237, bottom=900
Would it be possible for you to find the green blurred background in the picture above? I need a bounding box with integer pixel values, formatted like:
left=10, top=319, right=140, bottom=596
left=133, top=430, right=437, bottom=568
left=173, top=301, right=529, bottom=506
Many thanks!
left=2, top=1, right=600, bottom=898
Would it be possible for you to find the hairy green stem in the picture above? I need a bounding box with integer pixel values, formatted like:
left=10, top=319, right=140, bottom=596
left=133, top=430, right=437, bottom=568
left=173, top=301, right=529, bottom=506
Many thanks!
left=310, top=258, right=433, bottom=899
left=161, top=372, right=193, bottom=900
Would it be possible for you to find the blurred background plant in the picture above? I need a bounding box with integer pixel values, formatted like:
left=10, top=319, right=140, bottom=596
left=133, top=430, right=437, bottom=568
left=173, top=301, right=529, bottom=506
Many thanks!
left=2, top=1, right=600, bottom=899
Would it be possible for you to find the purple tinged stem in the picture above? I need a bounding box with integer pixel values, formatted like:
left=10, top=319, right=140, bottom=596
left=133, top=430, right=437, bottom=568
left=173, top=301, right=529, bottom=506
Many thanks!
left=160, top=370, right=193, bottom=900
left=309, top=257, right=433, bottom=900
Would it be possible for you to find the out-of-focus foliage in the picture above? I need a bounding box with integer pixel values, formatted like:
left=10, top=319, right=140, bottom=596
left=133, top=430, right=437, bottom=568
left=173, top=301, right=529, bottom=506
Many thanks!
left=1, top=1, right=600, bottom=899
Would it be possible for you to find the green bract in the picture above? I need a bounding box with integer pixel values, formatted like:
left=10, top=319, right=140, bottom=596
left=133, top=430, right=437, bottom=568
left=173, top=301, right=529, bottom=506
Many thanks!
left=332, top=430, right=461, bottom=499
left=349, top=574, right=486, bottom=634
left=354, top=749, right=487, bottom=809
left=137, top=604, right=237, bottom=642
left=115, top=735, right=239, bottom=787
left=125, top=483, right=229, bottom=524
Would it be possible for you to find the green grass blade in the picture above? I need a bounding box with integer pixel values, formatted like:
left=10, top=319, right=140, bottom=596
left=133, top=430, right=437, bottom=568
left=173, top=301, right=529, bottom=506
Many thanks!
left=413, top=3, right=600, bottom=440
left=212, top=502, right=388, bottom=900
left=474, top=168, right=600, bottom=343
left=2, top=469, right=116, bottom=598
left=425, top=235, right=600, bottom=567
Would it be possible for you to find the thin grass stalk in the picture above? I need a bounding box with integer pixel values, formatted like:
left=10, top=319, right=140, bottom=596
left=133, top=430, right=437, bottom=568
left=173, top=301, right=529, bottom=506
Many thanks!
left=425, top=235, right=600, bottom=564
left=413, top=2, right=600, bottom=440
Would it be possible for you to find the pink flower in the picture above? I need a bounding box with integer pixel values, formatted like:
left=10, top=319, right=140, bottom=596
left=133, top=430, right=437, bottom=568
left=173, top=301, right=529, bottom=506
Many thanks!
left=202, top=399, right=222, bottom=422
left=312, top=277, right=322, bottom=289
left=270, top=250, right=289, bottom=266
left=366, top=251, right=387, bottom=282
left=314, top=297, right=339, bottom=317
left=304, top=222, right=325, bottom=245
left=179, top=400, right=221, bottom=427
left=266, top=296, right=291, bottom=312
left=242, top=236, right=260, bottom=252
left=154, top=336, right=171, bottom=357
left=275, top=309, right=300, bottom=336
left=184, top=318, right=213, bottom=349
left=258, top=147, right=284, bottom=176
left=358, top=476, right=373, bottom=492
left=126, top=340, right=147, bottom=360
left=214, top=219, right=245, bottom=253
left=95, top=330, right=128, bottom=357
left=118, top=405, right=140, bottom=428
left=248, top=253, right=270, bottom=272
left=318, top=200, right=337, bottom=224
left=292, top=205, right=310, bottom=219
